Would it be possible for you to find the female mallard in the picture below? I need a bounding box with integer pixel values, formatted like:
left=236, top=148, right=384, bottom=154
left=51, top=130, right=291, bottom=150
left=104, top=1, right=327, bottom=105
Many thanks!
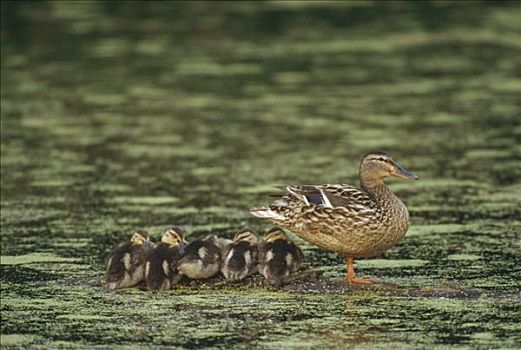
left=250, top=151, right=418, bottom=284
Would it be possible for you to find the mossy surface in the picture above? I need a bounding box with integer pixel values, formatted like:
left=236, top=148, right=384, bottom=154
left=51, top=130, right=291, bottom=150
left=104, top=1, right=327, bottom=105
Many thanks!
left=1, top=2, right=521, bottom=349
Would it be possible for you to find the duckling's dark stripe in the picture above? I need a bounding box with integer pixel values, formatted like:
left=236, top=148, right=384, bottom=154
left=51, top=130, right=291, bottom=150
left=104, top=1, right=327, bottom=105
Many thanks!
left=167, top=230, right=183, bottom=239
left=235, top=232, right=253, bottom=241
left=169, top=226, right=184, bottom=234
left=236, top=228, right=256, bottom=236
left=135, top=229, right=149, bottom=237
left=265, top=230, right=286, bottom=242
left=266, top=227, right=284, bottom=235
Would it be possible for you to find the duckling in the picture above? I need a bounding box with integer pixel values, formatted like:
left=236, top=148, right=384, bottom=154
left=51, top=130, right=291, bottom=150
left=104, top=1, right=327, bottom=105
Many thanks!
left=105, top=229, right=152, bottom=290
left=258, top=228, right=304, bottom=287
left=176, top=234, right=232, bottom=279
left=221, top=229, right=260, bottom=281
left=145, top=227, right=187, bottom=291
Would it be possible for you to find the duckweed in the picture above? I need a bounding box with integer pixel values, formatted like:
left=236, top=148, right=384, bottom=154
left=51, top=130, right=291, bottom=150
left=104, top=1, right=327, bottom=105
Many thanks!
left=2, top=2, right=520, bottom=349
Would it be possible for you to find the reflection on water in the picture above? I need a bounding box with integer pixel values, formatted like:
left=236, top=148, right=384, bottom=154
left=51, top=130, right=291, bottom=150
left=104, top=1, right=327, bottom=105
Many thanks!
left=1, top=1, right=520, bottom=349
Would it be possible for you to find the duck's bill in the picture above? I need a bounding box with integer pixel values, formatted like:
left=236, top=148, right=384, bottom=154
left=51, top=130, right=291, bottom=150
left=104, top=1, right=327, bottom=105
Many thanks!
left=394, top=164, right=419, bottom=180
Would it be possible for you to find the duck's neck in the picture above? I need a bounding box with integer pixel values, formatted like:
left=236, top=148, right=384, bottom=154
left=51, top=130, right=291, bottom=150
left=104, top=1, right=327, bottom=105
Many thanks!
left=361, top=181, right=394, bottom=202
left=361, top=179, right=409, bottom=228
left=360, top=175, right=399, bottom=205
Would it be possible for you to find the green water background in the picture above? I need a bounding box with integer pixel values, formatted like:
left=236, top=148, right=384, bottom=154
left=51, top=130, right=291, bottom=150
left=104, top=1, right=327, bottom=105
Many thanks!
left=1, top=1, right=520, bottom=349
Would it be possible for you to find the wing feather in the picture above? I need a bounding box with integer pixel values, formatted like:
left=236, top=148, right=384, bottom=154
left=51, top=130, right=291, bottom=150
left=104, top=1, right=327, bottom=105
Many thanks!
left=286, top=184, right=376, bottom=212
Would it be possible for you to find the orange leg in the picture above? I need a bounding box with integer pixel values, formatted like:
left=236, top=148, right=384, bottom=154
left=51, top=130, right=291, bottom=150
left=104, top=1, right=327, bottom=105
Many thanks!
left=345, top=256, right=374, bottom=284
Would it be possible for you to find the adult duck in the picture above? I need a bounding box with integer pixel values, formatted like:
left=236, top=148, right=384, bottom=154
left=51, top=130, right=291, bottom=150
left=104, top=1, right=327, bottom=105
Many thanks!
left=250, top=151, right=418, bottom=284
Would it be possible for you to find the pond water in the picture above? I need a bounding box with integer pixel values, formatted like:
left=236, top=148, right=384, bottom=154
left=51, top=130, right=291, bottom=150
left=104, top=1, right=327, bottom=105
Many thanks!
left=1, top=2, right=520, bottom=349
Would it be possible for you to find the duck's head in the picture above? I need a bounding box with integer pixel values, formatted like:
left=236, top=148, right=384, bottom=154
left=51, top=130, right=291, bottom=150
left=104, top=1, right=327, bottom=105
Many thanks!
left=203, top=234, right=219, bottom=242
left=359, top=151, right=418, bottom=187
left=264, top=227, right=289, bottom=243
left=162, top=227, right=187, bottom=251
left=204, top=234, right=233, bottom=250
left=233, top=229, right=260, bottom=245
left=130, top=229, right=151, bottom=247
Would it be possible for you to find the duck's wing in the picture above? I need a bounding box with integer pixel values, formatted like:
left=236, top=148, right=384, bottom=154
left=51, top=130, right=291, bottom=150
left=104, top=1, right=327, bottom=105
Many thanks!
left=286, top=184, right=377, bottom=211
left=106, top=243, right=132, bottom=281
left=250, top=184, right=378, bottom=229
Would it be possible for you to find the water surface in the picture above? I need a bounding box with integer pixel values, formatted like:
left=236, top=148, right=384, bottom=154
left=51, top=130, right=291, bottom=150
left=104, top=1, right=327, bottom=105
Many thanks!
left=1, top=2, right=520, bottom=349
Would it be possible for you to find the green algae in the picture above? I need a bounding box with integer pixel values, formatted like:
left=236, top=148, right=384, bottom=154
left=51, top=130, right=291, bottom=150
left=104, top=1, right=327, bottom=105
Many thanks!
left=446, top=254, right=481, bottom=261
left=108, top=196, right=180, bottom=205
left=0, top=334, right=41, bottom=348
left=406, top=224, right=481, bottom=237
left=176, top=61, right=263, bottom=76
left=357, top=259, right=428, bottom=269
left=2, top=1, right=521, bottom=349
left=0, top=253, right=80, bottom=265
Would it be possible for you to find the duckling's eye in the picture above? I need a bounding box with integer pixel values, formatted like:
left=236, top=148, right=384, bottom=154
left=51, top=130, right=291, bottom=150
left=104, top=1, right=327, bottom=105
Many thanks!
left=378, top=157, right=384, bottom=161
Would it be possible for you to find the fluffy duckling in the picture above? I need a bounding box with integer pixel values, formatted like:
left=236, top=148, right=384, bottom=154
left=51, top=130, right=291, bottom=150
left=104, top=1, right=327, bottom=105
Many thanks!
left=258, top=228, right=304, bottom=287
left=106, top=230, right=152, bottom=290
left=221, top=229, right=260, bottom=281
left=176, top=234, right=232, bottom=279
left=145, top=227, right=187, bottom=291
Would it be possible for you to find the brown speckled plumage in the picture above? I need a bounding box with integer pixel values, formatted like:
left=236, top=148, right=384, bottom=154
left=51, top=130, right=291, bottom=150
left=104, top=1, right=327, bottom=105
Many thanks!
left=250, top=151, right=418, bottom=283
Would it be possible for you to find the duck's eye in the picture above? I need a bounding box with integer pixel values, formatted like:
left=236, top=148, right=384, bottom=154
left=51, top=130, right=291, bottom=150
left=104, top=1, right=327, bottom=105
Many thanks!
left=378, top=157, right=384, bottom=161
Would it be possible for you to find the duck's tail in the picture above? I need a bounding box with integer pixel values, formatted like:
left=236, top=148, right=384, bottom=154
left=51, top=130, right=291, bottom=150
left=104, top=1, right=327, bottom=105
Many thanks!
left=250, top=187, right=304, bottom=224
left=249, top=206, right=286, bottom=222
